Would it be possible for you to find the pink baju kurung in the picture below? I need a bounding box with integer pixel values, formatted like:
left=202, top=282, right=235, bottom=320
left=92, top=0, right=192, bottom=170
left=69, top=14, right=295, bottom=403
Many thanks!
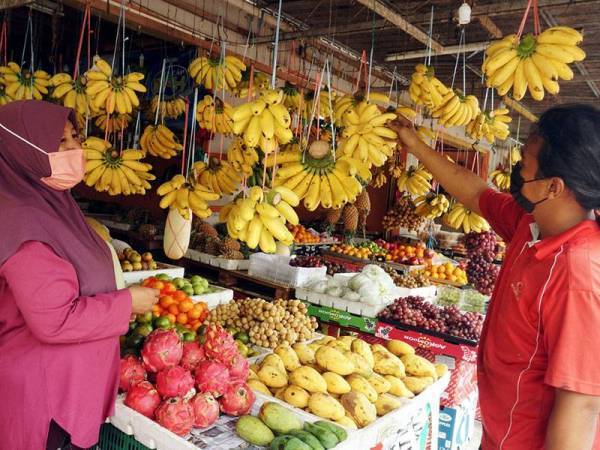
left=0, top=241, right=132, bottom=449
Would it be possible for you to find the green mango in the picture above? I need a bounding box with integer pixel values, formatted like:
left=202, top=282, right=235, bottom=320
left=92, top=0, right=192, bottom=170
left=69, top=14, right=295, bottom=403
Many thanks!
left=290, top=430, right=325, bottom=450
left=303, top=423, right=339, bottom=449
left=314, top=421, right=347, bottom=442
left=259, top=402, right=303, bottom=435
left=236, top=415, right=274, bottom=446
left=270, top=436, right=311, bottom=450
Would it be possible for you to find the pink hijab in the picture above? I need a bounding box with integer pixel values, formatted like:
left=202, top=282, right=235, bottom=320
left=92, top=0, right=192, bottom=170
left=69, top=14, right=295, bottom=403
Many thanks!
left=0, top=100, right=115, bottom=295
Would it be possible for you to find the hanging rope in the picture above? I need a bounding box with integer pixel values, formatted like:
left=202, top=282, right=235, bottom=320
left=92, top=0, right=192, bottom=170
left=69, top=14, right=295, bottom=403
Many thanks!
left=21, top=10, right=34, bottom=71
left=154, top=59, right=167, bottom=125
left=426, top=5, right=435, bottom=66
left=0, top=19, right=8, bottom=66
left=450, top=28, right=465, bottom=90
left=271, top=0, right=283, bottom=89
left=73, top=4, right=91, bottom=79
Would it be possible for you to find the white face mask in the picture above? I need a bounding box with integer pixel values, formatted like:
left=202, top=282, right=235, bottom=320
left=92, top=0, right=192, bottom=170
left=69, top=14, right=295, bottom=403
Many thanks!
left=0, top=122, right=85, bottom=191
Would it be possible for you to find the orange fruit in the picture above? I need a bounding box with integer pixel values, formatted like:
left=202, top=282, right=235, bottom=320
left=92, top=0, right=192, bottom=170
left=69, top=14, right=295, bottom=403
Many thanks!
left=165, top=313, right=176, bottom=323
left=176, top=313, right=189, bottom=325
left=173, top=290, right=187, bottom=302
left=159, top=295, right=175, bottom=308
left=191, top=321, right=202, bottom=331
left=188, top=308, right=201, bottom=320
left=168, top=304, right=180, bottom=315
left=179, top=300, right=194, bottom=313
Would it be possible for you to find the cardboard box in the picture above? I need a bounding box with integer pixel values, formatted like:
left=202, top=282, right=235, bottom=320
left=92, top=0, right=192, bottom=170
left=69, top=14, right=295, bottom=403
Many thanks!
left=438, top=392, right=478, bottom=450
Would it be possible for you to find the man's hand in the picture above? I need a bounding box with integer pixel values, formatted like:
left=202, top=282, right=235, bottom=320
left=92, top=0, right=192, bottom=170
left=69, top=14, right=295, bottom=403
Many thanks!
left=546, top=388, right=600, bottom=450
left=388, top=116, right=423, bottom=154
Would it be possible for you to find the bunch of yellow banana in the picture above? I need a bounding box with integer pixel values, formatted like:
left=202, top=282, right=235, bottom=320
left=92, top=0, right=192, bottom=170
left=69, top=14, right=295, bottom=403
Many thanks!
left=265, top=145, right=371, bottom=210
left=140, top=124, right=183, bottom=159
left=83, top=136, right=155, bottom=196
left=337, top=100, right=397, bottom=167
left=510, top=145, right=522, bottom=164
left=483, top=27, right=584, bottom=101
left=333, top=91, right=390, bottom=126
left=196, top=95, right=233, bottom=135
left=302, top=89, right=334, bottom=120
left=188, top=54, right=246, bottom=91
left=414, top=193, right=450, bottom=219
left=157, top=174, right=219, bottom=220
left=490, top=168, right=511, bottom=191
left=231, top=89, right=294, bottom=152
left=220, top=186, right=298, bottom=253
left=396, top=164, right=433, bottom=196
left=150, top=95, right=186, bottom=119
left=432, top=91, right=480, bottom=128
left=49, top=73, right=93, bottom=116
left=85, top=57, right=146, bottom=114
left=232, top=70, right=270, bottom=99
left=282, top=82, right=302, bottom=111
left=372, top=170, right=387, bottom=188
left=193, top=158, right=241, bottom=196
left=466, top=107, right=512, bottom=143
left=227, top=137, right=259, bottom=177
left=408, top=64, right=450, bottom=111
left=0, top=62, right=50, bottom=100
left=444, top=203, right=490, bottom=233
left=0, top=84, right=11, bottom=105
left=396, top=105, right=417, bottom=120
left=95, top=112, right=132, bottom=133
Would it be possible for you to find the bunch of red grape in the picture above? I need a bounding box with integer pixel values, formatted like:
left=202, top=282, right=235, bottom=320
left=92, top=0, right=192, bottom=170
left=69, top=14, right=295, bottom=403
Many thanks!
left=463, top=232, right=500, bottom=295
left=378, top=296, right=484, bottom=340
left=289, top=255, right=324, bottom=268
left=322, top=260, right=358, bottom=276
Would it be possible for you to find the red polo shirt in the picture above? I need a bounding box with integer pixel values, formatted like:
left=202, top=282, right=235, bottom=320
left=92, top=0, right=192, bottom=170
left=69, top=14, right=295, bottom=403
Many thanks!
left=478, top=189, right=600, bottom=450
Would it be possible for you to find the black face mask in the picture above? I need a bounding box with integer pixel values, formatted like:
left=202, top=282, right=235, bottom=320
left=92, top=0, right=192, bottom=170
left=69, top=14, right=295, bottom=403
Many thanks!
left=510, top=163, right=548, bottom=213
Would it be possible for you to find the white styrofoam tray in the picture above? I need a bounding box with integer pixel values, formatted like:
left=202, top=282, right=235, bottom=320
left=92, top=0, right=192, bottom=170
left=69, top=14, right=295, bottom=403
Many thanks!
left=215, top=257, right=250, bottom=271
left=249, top=253, right=327, bottom=288
left=190, top=286, right=234, bottom=309
left=295, top=287, right=402, bottom=317
left=395, top=285, right=438, bottom=299
left=123, top=264, right=185, bottom=286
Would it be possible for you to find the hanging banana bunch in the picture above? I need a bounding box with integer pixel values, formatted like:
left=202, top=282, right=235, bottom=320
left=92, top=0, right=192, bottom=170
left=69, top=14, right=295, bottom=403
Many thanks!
left=0, top=84, right=11, bottom=105
left=396, top=105, right=418, bottom=120
left=444, top=202, right=490, bottom=233
left=83, top=137, right=155, bottom=196
left=157, top=174, right=219, bottom=220
left=466, top=107, right=512, bottom=143
left=227, top=137, right=259, bottom=177
left=94, top=112, right=133, bottom=133
left=49, top=73, right=94, bottom=116
left=396, top=164, right=433, bottom=196
left=372, top=168, right=387, bottom=188
left=0, top=62, right=50, bottom=100
left=193, top=158, right=242, bottom=196
left=140, top=124, right=183, bottom=159
left=231, top=89, right=294, bottom=151
left=414, top=193, right=450, bottom=219
left=490, top=167, right=511, bottom=191
left=408, top=64, right=450, bottom=111
left=150, top=95, right=187, bottom=119
left=265, top=143, right=371, bottom=210
left=338, top=101, right=398, bottom=167
left=282, top=82, right=302, bottom=111
left=196, top=95, right=234, bottom=135
left=302, top=89, right=334, bottom=120
left=232, top=70, right=270, bottom=99
left=510, top=145, right=522, bottom=164
left=333, top=91, right=390, bottom=126
left=85, top=57, right=146, bottom=115
left=220, top=186, right=298, bottom=253
left=188, top=54, right=246, bottom=91
left=431, top=91, right=481, bottom=128
left=483, top=27, right=584, bottom=101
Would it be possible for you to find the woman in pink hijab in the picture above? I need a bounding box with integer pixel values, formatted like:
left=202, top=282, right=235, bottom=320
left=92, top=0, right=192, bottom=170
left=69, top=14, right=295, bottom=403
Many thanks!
left=0, top=100, right=159, bottom=449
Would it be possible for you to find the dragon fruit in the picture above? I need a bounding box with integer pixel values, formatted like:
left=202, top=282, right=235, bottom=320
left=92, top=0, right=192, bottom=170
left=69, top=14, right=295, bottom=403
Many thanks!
left=195, top=360, right=230, bottom=397
left=124, top=381, right=161, bottom=418
left=180, top=342, right=206, bottom=371
left=119, top=355, right=147, bottom=392
left=141, top=329, right=182, bottom=373
left=155, top=397, right=195, bottom=437
left=156, top=366, right=195, bottom=399
left=190, top=392, right=220, bottom=428
left=203, top=324, right=238, bottom=364
left=219, top=382, right=255, bottom=416
left=227, top=354, right=249, bottom=383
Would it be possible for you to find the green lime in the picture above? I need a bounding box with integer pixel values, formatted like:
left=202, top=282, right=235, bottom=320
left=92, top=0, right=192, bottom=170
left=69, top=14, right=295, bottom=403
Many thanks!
left=182, top=331, right=196, bottom=342
left=234, top=331, right=250, bottom=344
left=134, top=324, right=153, bottom=337
left=196, top=325, right=207, bottom=344
left=126, top=333, right=145, bottom=349
left=154, top=316, right=172, bottom=329
left=226, top=327, right=239, bottom=336
left=136, top=311, right=153, bottom=324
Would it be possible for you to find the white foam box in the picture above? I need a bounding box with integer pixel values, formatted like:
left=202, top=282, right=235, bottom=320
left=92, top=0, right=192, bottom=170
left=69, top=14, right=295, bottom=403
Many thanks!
left=248, top=253, right=327, bottom=288
left=190, top=286, right=234, bottom=309
left=123, top=264, right=185, bottom=286
left=184, top=249, right=202, bottom=262
left=215, top=257, right=250, bottom=271
left=395, top=285, right=438, bottom=299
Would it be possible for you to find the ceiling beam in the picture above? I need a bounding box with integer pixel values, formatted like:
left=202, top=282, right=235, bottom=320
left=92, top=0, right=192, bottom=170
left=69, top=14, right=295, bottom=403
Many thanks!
left=354, top=0, right=444, bottom=53
left=385, top=41, right=490, bottom=62
left=477, top=16, right=503, bottom=39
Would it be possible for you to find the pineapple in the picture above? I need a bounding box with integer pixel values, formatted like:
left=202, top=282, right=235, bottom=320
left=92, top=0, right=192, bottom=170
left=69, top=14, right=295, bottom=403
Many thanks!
left=342, top=204, right=359, bottom=233
left=221, top=248, right=244, bottom=260
left=325, top=207, right=343, bottom=225
left=354, top=189, right=371, bottom=214
left=195, top=220, right=219, bottom=238
left=221, top=237, right=241, bottom=252
left=204, top=237, right=222, bottom=255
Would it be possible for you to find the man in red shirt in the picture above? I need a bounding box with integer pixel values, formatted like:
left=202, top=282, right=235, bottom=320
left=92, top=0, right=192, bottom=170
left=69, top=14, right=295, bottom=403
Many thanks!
left=392, top=104, right=600, bottom=449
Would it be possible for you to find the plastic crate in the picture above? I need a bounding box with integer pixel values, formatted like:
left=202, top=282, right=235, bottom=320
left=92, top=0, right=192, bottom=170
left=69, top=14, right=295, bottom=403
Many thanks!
left=98, top=423, right=150, bottom=450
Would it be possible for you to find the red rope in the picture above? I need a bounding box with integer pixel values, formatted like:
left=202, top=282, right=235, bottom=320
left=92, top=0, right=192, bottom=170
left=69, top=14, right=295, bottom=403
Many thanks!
left=73, top=4, right=90, bottom=79
left=355, top=50, right=367, bottom=92
left=181, top=99, right=190, bottom=176
left=0, top=21, right=7, bottom=66
left=247, top=64, right=255, bottom=100
left=87, top=1, right=91, bottom=69
left=516, top=0, right=534, bottom=40
left=533, top=0, right=540, bottom=35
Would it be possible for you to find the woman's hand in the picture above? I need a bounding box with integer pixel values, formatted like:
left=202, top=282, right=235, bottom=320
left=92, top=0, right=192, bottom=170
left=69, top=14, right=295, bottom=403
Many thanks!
left=388, top=116, right=424, bottom=155
left=129, top=286, right=160, bottom=314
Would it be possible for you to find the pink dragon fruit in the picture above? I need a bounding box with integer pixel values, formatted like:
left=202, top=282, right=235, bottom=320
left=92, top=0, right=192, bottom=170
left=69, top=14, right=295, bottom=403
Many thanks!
left=180, top=342, right=206, bottom=371
left=156, top=366, right=195, bottom=399
left=202, top=324, right=239, bottom=364
left=190, top=392, right=220, bottom=428
left=119, top=355, right=147, bottom=392
left=219, top=382, right=255, bottom=416
left=141, top=329, right=183, bottom=373
left=124, top=381, right=161, bottom=418
left=195, top=360, right=230, bottom=397
left=227, top=354, right=249, bottom=383
left=155, top=397, right=195, bottom=437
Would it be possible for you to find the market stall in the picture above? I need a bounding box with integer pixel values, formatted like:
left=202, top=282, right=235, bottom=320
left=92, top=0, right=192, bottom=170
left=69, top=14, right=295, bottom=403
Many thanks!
left=1, top=0, right=598, bottom=448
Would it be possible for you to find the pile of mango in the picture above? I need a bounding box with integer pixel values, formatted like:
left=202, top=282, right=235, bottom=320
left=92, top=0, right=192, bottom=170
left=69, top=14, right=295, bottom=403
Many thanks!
left=246, top=336, right=448, bottom=429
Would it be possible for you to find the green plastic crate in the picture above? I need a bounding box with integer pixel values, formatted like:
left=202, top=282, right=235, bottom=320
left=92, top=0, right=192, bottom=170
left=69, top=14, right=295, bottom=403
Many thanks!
left=97, top=424, right=151, bottom=450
